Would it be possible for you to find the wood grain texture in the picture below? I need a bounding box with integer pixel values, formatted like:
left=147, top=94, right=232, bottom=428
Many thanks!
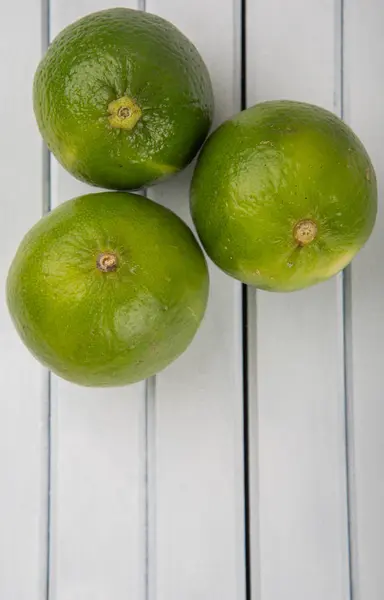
left=0, top=0, right=49, bottom=598
left=48, top=3, right=146, bottom=599
left=146, top=1, right=246, bottom=599
left=246, top=1, right=351, bottom=599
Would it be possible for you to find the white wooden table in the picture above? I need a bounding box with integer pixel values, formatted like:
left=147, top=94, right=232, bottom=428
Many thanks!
left=1, top=0, right=383, bottom=598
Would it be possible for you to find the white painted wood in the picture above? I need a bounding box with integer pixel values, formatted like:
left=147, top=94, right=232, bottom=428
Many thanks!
left=246, top=1, right=351, bottom=599
left=0, top=1, right=49, bottom=598
left=146, top=2, right=246, bottom=599
left=49, top=3, right=146, bottom=599
left=345, top=1, right=384, bottom=598
left=9, top=1, right=384, bottom=598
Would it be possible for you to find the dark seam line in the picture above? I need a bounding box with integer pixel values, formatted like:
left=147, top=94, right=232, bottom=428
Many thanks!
left=41, top=0, right=52, bottom=597
left=45, top=372, right=52, bottom=600
left=339, top=0, right=356, bottom=598
left=343, top=270, right=355, bottom=600
left=240, top=1, right=252, bottom=599
left=242, top=284, right=252, bottom=600
left=144, top=375, right=156, bottom=600
left=140, top=0, right=151, bottom=573
left=145, top=380, right=150, bottom=600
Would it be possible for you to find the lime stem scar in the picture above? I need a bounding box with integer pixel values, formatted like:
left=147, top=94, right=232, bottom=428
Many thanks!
left=294, top=219, right=317, bottom=246
left=108, top=96, right=142, bottom=130
left=118, top=106, right=131, bottom=118
left=97, top=252, right=118, bottom=272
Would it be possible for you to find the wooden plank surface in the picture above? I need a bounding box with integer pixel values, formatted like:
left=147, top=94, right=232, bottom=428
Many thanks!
left=48, top=3, right=147, bottom=599
left=246, top=1, right=351, bottom=599
left=345, top=1, right=384, bottom=598
left=4, top=0, right=384, bottom=597
left=0, top=0, right=49, bottom=598
left=146, top=1, right=246, bottom=599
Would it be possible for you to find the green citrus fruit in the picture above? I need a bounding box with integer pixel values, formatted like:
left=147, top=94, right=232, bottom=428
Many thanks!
left=191, top=100, right=377, bottom=292
left=33, top=8, right=213, bottom=190
left=7, top=192, right=209, bottom=386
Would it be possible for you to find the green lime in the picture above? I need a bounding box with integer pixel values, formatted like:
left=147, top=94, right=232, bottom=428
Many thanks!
left=33, top=8, right=213, bottom=190
left=7, top=192, right=209, bottom=386
left=191, top=100, right=377, bottom=292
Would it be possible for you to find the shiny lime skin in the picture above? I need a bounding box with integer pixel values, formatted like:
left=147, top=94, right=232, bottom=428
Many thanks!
left=33, top=8, right=213, bottom=190
left=7, top=193, right=209, bottom=386
left=191, top=101, right=377, bottom=292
